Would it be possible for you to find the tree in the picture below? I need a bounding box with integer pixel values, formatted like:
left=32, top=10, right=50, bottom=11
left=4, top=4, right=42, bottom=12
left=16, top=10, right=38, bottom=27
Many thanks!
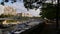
left=0, top=14, right=14, bottom=18
left=23, top=0, right=46, bottom=10
left=5, top=0, right=9, bottom=2
left=23, top=0, right=58, bottom=19
left=40, top=3, right=57, bottom=19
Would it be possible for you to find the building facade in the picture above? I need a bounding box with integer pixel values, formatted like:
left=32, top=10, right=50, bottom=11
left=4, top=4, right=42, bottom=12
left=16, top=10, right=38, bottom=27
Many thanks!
left=0, top=5, right=4, bottom=15
left=17, top=13, right=33, bottom=17
left=3, top=6, right=17, bottom=15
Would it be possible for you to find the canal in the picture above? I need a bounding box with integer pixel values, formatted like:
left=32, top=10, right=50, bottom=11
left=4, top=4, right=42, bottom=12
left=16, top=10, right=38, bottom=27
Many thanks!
left=0, top=20, right=44, bottom=34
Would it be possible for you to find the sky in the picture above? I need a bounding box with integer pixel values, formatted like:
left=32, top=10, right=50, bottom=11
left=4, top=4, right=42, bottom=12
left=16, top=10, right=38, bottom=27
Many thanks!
left=0, top=0, right=41, bottom=16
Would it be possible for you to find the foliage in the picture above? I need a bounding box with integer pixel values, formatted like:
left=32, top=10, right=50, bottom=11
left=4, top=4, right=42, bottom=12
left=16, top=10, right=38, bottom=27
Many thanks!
left=21, top=17, right=29, bottom=21
left=0, top=20, right=4, bottom=25
left=40, top=3, right=57, bottom=19
left=23, top=0, right=47, bottom=10
left=23, top=0, right=58, bottom=19
left=7, top=20, right=17, bottom=23
left=0, top=14, right=14, bottom=18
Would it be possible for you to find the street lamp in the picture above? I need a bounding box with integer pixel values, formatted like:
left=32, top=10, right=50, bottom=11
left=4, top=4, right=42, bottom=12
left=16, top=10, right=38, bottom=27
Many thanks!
left=56, top=0, right=59, bottom=30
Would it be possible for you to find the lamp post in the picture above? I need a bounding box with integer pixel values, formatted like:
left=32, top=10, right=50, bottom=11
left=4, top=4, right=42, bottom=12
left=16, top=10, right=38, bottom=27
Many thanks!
left=56, top=0, right=59, bottom=30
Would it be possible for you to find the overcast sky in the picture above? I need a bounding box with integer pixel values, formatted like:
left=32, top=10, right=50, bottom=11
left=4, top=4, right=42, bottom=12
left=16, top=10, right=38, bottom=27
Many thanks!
left=0, top=0, right=41, bottom=16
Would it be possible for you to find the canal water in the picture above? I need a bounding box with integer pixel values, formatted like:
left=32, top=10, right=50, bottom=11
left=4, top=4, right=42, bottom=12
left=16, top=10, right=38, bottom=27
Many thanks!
left=0, top=21, right=41, bottom=34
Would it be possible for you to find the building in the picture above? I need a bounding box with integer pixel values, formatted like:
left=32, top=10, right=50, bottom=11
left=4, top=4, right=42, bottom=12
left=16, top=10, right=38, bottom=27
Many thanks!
left=17, top=12, right=33, bottom=17
left=0, top=5, right=17, bottom=15
left=17, top=13, right=22, bottom=16
left=22, top=13, right=32, bottom=17
left=0, top=5, right=4, bottom=15
left=3, top=6, right=17, bottom=15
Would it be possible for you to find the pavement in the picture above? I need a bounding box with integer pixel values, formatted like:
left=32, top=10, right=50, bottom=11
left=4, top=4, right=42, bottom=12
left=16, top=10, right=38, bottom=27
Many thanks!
left=40, top=22, right=60, bottom=34
left=0, top=29, right=2, bottom=34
